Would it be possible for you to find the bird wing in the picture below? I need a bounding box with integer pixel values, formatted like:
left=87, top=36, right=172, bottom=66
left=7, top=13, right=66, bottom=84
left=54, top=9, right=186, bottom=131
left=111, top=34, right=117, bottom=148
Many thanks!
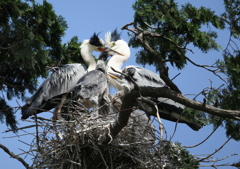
left=123, top=66, right=166, bottom=88
left=74, top=70, right=108, bottom=99
left=45, top=64, right=86, bottom=99
left=22, top=64, right=86, bottom=119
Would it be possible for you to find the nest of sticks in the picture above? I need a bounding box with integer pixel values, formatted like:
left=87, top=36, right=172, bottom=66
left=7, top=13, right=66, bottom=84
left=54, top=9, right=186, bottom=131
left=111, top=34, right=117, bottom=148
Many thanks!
left=23, top=103, right=168, bottom=169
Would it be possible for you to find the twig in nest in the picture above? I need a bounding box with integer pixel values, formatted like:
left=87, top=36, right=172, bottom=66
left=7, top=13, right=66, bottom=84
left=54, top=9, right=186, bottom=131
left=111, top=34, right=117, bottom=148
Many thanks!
left=34, top=114, right=41, bottom=153
left=4, top=125, right=38, bottom=133
left=107, top=125, right=113, bottom=145
left=135, top=97, right=164, bottom=139
left=156, top=111, right=164, bottom=140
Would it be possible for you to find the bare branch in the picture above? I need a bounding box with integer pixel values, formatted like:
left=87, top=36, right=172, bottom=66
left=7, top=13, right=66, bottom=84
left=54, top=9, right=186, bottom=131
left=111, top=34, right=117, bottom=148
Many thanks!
left=163, top=36, right=194, bottom=54
left=4, top=125, right=39, bottom=133
left=183, top=122, right=221, bottom=148
left=162, top=34, right=227, bottom=84
left=184, top=56, right=227, bottom=84
left=199, top=137, right=232, bottom=162
left=201, top=154, right=238, bottom=163
left=0, top=143, right=30, bottom=169
left=171, top=73, right=181, bottom=81
left=137, top=87, right=240, bottom=120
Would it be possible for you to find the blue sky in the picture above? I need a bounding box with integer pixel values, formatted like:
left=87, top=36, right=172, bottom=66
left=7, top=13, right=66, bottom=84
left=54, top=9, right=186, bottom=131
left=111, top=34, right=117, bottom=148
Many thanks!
left=1, top=1, right=239, bottom=169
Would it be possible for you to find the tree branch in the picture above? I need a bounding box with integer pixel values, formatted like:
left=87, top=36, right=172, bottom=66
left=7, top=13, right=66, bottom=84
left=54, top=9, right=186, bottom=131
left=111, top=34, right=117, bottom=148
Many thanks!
left=121, top=22, right=182, bottom=94
left=0, top=143, right=30, bottom=169
left=199, top=137, right=232, bottom=162
left=100, top=86, right=240, bottom=144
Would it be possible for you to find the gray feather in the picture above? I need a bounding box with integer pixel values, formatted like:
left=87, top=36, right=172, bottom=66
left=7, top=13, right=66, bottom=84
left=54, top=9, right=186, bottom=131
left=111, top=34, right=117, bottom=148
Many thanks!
left=73, top=59, right=110, bottom=115
left=122, top=66, right=166, bottom=88
left=21, top=63, right=86, bottom=119
left=111, top=65, right=202, bottom=131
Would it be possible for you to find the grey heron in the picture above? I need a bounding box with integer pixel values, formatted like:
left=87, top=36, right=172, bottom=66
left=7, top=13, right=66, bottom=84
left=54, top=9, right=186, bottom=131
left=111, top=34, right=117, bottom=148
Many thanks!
left=21, top=33, right=106, bottom=120
left=105, top=29, right=131, bottom=90
left=73, top=49, right=112, bottom=118
left=105, top=30, right=157, bottom=138
left=106, top=31, right=202, bottom=131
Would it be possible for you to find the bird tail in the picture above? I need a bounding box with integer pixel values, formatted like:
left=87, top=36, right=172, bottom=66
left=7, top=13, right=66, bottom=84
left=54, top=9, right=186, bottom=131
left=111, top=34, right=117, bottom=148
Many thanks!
left=138, top=97, right=203, bottom=131
left=186, top=122, right=202, bottom=131
left=21, top=97, right=57, bottom=119
left=156, top=98, right=202, bottom=131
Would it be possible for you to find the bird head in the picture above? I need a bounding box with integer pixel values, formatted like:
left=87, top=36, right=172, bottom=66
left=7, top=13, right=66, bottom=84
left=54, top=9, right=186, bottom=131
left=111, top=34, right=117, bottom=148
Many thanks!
left=105, top=29, right=130, bottom=59
left=99, top=48, right=124, bottom=60
left=105, top=28, right=121, bottom=47
left=89, top=32, right=105, bottom=52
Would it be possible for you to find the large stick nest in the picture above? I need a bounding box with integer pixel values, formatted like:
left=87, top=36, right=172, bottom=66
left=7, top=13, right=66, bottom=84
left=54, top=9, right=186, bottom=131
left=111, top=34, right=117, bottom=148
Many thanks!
left=29, top=109, right=166, bottom=169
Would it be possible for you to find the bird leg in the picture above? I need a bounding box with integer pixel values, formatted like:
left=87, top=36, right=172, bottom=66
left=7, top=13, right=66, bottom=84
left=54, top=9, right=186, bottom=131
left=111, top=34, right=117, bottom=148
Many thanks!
left=91, top=104, right=100, bottom=120
left=52, top=93, right=68, bottom=121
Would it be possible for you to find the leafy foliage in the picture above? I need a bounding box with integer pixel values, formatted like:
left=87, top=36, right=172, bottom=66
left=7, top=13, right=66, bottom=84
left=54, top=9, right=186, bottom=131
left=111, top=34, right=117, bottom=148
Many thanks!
left=221, top=0, right=240, bottom=38
left=128, top=0, right=240, bottom=141
left=130, top=0, right=224, bottom=69
left=0, top=97, right=17, bottom=131
left=207, top=54, right=240, bottom=140
left=183, top=107, right=208, bottom=127
left=0, top=0, right=67, bottom=130
left=205, top=0, right=240, bottom=141
left=162, top=141, right=199, bottom=169
left=61, top=36, right=87, bottom=65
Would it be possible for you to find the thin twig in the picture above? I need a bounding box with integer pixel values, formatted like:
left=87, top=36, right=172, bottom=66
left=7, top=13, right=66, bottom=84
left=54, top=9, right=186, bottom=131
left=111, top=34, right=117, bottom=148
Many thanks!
left=171, top=73, right=181, bottom=81
left=199, top=137, right=232, bottom=162
left=4, top=125, right=39, bottom=133
left=183, top=122, right=221, bottom=148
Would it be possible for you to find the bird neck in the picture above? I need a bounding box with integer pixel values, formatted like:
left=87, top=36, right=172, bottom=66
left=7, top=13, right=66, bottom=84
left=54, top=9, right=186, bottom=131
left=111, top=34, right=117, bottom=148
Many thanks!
left=107, top=55, right=126, bottom=73
left=96, top=60, right=106, bottom=73
left=107, top=40, right=130, bottom=73
left=80, top=40, right=97, bottom=71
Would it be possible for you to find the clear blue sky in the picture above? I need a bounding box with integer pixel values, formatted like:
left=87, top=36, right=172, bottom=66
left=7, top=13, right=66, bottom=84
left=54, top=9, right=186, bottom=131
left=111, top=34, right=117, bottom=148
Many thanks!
left=1, top=1, right=239, bottom=169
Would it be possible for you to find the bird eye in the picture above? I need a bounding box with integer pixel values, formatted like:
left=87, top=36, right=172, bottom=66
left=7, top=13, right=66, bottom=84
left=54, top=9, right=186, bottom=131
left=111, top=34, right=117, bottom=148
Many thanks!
left=110, top=42, right=116, bottom=47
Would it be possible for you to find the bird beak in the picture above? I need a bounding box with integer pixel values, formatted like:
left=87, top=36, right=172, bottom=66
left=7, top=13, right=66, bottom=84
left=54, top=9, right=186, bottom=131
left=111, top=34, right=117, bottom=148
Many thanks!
left=98, top=47, right=124, bottom=56
left=107, top=73, right=118, bottom=79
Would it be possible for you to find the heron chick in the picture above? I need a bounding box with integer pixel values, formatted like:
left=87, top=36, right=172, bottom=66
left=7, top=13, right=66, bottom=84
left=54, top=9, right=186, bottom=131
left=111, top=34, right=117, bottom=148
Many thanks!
left=73, top=49, right=117, bottom=119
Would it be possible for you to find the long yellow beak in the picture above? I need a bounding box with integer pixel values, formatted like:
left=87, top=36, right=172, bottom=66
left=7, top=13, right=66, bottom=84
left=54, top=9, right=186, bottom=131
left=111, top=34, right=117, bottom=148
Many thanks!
left=107, top=73, right=118, bottom=79
left=98, top=47, right=124, bottom=56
